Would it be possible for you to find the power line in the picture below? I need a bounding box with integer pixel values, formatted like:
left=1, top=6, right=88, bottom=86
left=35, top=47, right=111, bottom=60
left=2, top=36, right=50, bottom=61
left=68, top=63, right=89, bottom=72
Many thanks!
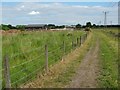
left=108, top=2, right=118, bottom=7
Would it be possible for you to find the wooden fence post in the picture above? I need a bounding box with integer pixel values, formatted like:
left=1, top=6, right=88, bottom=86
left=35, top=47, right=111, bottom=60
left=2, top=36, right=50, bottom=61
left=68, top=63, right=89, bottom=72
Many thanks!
left=72, top=41, right=74, bottom=49
left=77, top=38, right=79, bottom=46
left=62, top=41, right=65, bottom=61
left=80, top=36, right=81, bottom=46
left=3, top=55, right=11, bottom=88
left=45, top=44, right=48, bottom=73
left=83, top=34, right=85, bottom=43
left=86, top=33, right=87, bottom=39
left=63, top=41, right=65, bottom=55
left=81, top=36, right=83, bottom=44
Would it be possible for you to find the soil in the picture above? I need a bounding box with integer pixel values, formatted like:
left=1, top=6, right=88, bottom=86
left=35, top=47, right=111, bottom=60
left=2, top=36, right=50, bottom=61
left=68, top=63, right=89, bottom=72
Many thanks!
left=21, top=45, right=86, bottom=88
left=67, top=39, right=100, bottom=88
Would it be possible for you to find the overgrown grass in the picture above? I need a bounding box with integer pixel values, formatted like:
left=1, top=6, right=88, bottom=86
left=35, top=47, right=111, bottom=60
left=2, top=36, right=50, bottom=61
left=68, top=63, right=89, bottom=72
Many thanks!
left=52, top=33, right=94, bottom=88
left=32, top=32, right=93, bottom=88
left=96, top=30, right=118, bottom=88
left=2, top=30, right=85, bottom=88
left=0, top=34, right=2, bottom=90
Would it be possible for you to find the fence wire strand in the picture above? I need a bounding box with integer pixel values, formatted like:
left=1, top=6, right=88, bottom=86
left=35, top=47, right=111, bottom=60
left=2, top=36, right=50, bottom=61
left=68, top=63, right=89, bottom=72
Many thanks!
left=10, top=59, right=44, bottom=78
left=2, top=33, right=87, bottom=88
left=11, top=66, right=43, bottom=86
left=10, top=46, right=44, bottom=59
left=10, top=53, right=44, bottom=69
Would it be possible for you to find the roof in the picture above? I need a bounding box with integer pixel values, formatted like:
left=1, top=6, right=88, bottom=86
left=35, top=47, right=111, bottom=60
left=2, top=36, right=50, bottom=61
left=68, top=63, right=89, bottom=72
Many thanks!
left=65, top=25, right=76, bottom=28
left=26, top=24, right=47, bottom=28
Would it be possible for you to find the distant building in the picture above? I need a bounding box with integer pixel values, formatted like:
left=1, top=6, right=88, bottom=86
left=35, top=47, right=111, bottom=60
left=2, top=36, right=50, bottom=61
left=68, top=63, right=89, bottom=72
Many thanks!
left=25, top=24, right=47, bottom=30
left=64, top=25, right=76, bottom=30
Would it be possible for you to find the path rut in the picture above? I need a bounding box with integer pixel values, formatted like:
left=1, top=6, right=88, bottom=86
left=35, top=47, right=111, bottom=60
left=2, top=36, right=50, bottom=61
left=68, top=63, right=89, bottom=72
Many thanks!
left=67, top=39, right=100, bottom=88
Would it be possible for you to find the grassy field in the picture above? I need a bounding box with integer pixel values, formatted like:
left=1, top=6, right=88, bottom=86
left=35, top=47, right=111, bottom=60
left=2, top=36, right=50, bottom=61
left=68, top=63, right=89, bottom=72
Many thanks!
left=1, top=28, right=119, bottom=88
left=31, top=31, right=93, bottom=88
left=95, top=28, right=118, bottom=88
left=0, top=34, right=2, bottom=89
left=2, top=30, right=85, bottom=88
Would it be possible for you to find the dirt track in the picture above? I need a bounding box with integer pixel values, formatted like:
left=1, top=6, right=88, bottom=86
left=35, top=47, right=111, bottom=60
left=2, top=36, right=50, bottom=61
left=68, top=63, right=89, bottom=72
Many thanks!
left=21, top=33, right=100, bottom=88
left=67, top=39, right=100, bottom=88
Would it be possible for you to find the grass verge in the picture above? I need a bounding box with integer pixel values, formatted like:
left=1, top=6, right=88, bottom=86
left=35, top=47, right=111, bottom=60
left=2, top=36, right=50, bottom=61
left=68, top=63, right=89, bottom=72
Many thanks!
left=96, top=31, right=118, bottom=88
left=22, top=32, right=94, bottom=88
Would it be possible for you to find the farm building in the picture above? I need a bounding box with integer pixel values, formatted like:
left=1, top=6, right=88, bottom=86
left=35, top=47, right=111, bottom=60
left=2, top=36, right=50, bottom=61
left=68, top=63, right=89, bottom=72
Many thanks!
left=25, top=24, right=48, bottom=30
left=64, top=25, right=76, bottom=30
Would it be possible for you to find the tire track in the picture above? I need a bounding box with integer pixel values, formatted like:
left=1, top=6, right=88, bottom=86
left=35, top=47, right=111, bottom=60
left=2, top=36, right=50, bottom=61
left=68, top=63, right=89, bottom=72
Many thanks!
left=67, top=39, right=100, bottom=88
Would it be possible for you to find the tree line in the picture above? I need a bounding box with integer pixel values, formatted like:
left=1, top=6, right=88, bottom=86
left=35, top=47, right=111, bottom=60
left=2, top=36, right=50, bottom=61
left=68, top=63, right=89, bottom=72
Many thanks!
left=0, top=22, right=119, bottom=31
left=0, top=24, right=25, bottom=31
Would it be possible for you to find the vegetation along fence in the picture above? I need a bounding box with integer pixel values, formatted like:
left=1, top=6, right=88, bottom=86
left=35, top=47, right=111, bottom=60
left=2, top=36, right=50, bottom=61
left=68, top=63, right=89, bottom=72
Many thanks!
left=1, top=32, right=89, bottom=88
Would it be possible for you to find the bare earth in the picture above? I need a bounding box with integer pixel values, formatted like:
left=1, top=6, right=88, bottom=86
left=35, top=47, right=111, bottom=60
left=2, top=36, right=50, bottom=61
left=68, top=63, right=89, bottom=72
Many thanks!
left=67, top=39, right=100, bottom=88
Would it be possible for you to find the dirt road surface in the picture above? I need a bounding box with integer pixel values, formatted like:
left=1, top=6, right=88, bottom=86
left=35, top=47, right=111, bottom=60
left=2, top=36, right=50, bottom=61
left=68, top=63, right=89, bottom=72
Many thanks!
left=67, top=39, right=100, bottom=88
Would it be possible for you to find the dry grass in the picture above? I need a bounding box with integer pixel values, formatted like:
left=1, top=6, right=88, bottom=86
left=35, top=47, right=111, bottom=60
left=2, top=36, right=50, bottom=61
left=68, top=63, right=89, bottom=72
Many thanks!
left=21, top=32, right=93, bottom=88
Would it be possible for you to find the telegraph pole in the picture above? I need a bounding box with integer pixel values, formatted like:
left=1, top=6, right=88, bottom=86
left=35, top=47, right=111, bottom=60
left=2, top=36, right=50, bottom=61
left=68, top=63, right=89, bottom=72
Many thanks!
left=103, top=11, right=109, bottom=27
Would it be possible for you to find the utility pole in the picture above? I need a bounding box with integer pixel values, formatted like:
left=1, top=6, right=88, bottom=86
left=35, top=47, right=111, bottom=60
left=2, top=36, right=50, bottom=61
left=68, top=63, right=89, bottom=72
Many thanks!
left=103, top=11, right=109, bottom=27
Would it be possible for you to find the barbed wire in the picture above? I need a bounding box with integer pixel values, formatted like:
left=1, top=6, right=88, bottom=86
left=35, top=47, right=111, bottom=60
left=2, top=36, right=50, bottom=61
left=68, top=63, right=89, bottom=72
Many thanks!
left=48, top=47, right=62, bottom=54
left=11, top=66, right=43, bottom=86
left=10, top=53, right=45, bottom=69
left=10, top=44, right=70, bottom=77
left=10, top=45, right=45, bottom=59
left=10, top=59, right=44, bottom=78
left=3, top=34, right=86, bottom=88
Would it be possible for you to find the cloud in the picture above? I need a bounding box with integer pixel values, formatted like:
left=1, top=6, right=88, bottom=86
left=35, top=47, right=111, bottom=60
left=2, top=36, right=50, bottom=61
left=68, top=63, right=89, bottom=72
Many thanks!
left=21, top=5, right=25, bottom=8
left=28, top=11, right=40, bottom=15
left=2, top=2, right=118, bottom=25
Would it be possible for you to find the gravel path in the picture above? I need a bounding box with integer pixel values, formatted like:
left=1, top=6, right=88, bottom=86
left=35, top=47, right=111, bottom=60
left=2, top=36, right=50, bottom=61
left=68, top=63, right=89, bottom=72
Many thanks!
left=67, top=39, right=100, bottom=88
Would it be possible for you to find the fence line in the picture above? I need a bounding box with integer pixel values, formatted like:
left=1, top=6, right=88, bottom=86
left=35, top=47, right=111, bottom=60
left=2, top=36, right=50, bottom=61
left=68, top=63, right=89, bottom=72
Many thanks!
left=10, top=45, right=45, bottom=59
left=48, top=46, right=62, bottom=54
left=11, top=66, right=43, bottom=86
left=2, top=32, right=89, bottom=88
left=10, top=59, right=43, bottom=78
left=3, top=55, right=11, bottom=88
left=10, top=54, right=44, bottom=69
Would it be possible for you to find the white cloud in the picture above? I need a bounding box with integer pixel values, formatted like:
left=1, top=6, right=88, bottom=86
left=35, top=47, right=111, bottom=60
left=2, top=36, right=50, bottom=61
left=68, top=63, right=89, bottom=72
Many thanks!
left=2, top=2, right=118, bottom=25
left=72, top=5, right=89, bottom=8
left=21, top=5, right=25, bottom=8
left=16, top=5, right=25, bottom=11
left=28, top=11, right=40, bottom=15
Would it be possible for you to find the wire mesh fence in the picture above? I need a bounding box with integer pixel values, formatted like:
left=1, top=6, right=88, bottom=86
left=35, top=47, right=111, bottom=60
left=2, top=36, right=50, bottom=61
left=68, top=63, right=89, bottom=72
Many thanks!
left=1, top=32, right=89, bottom=88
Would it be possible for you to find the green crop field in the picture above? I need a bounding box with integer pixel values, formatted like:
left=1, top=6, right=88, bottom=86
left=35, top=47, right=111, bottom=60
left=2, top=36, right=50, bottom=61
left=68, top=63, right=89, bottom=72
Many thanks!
left=2, top=30, right=86, bottom=88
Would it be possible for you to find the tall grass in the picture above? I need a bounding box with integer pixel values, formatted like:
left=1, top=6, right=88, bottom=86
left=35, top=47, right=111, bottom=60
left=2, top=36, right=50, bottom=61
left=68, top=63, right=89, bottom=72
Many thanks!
left=0, top=34, right=2, bottom=89
left=96, top=30, right=118, bottom=88
left=2, top=30, right=85, bottom=88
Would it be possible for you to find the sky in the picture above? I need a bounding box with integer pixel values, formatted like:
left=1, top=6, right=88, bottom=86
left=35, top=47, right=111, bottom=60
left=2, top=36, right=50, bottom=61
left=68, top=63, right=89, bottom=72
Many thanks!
left=1, top=1, right=119, bottom=26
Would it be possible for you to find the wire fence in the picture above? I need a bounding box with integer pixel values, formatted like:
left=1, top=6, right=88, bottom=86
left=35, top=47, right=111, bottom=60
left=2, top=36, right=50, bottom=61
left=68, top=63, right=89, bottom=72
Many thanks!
left=1, top=32, right=89, bottom=88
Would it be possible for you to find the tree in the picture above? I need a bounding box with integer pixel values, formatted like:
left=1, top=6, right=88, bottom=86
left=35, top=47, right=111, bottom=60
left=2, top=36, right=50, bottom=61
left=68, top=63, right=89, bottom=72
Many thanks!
left=0, top=24, right=10, bottom=30
left=0, top=24, right=17, bottom=30
left=92, top=24, right=96, bottom=28
left=16, top=25, right=25, bottom=31
left=86, top=22, right=92, bottom=27
left=0, top=25, right=2, bottom=30
left=47, top=24, right=55, bottom=29
left=76, top=24, right=81, bottom=29
left=8, top=24, right=13, bottom=29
